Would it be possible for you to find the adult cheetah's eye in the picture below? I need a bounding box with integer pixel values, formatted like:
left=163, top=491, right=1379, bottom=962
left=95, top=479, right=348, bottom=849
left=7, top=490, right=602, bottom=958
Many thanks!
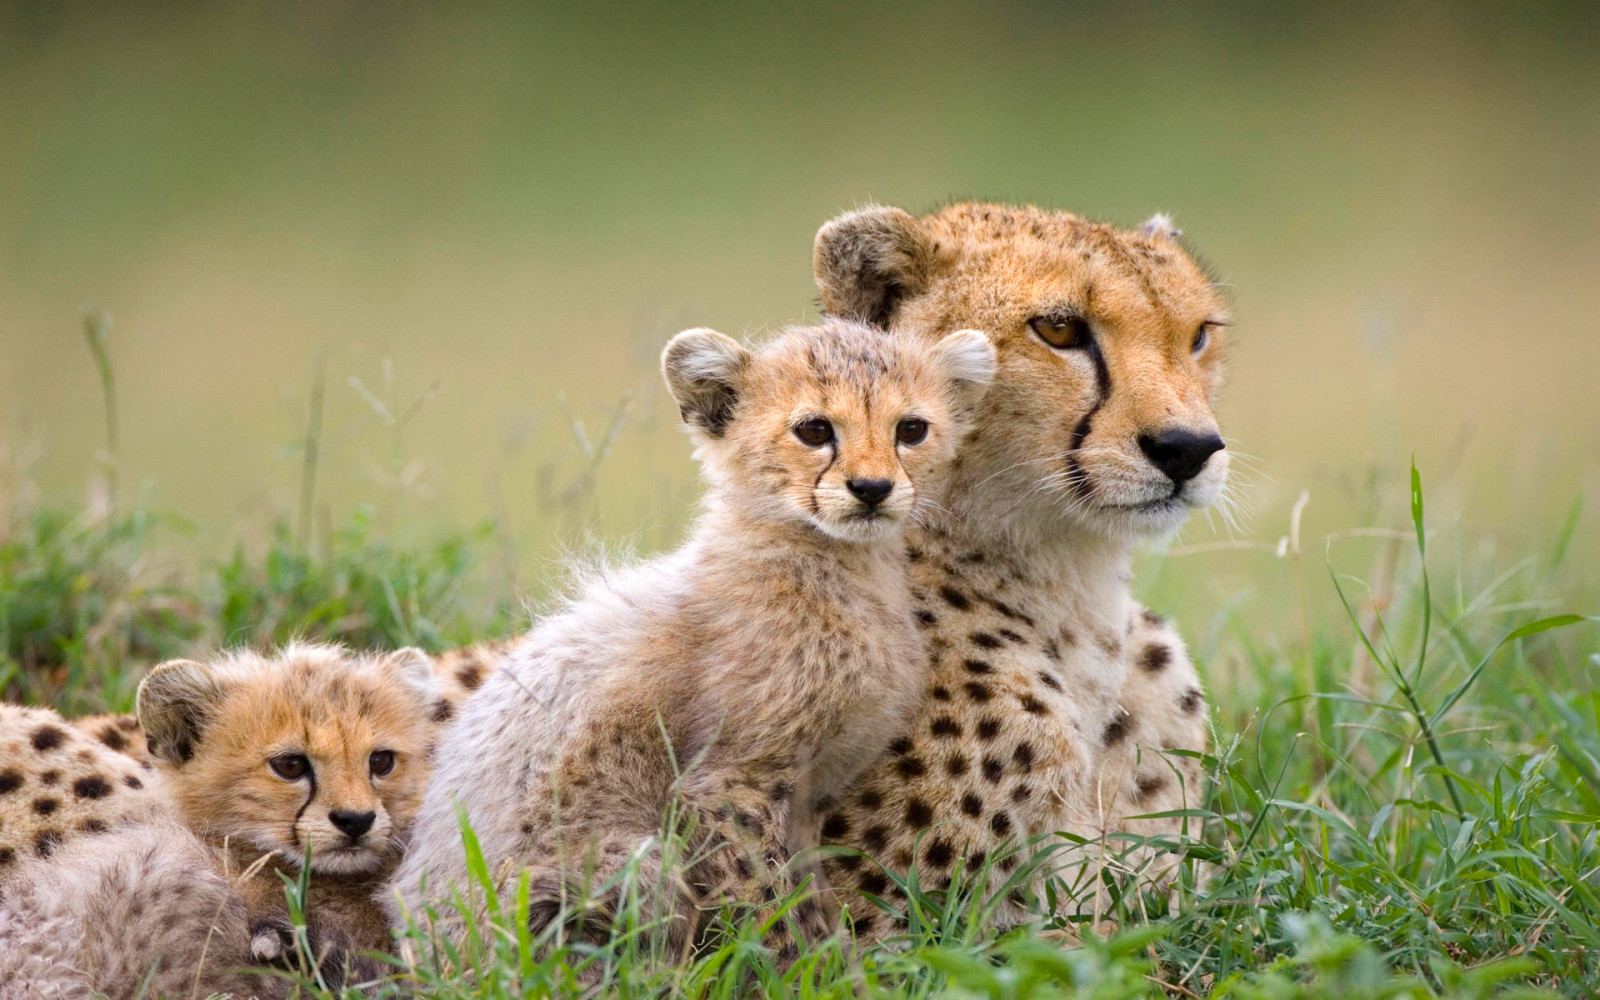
left=369, top=750, right=396, bottom=777
left=1028, top=315, right=1091, bottom=350
left=793, top=418, right=833, bottom=447
left=269, top=753, right=310, bottom=781
left=896, top=418, right=929, bottom=446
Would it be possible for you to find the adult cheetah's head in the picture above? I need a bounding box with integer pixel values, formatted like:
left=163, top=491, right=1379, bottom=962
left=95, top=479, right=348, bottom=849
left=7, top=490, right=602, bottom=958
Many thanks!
left=662, top=317, right=995, bottom=544
left=814, top=202, right=1231, bottom=543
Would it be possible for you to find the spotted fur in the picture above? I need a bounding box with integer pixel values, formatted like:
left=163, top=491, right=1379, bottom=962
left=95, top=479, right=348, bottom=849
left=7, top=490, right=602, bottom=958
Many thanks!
left=811, top=202, right=1218, bottom=936
left=392, top=318, right=996, bottom=958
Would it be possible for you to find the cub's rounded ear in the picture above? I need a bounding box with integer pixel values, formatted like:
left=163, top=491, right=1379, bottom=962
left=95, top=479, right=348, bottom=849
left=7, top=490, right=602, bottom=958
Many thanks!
left=930, top=329, right=998, bottom=405
left=137, top=659, right=225, bottom=765
left=1137, top=212, right=1181, bottom=241
left=377, top=647, right=437, bottom=705
left=661, top=328, right=751, bottom=439
left=813, top=205, right=937, bottom=328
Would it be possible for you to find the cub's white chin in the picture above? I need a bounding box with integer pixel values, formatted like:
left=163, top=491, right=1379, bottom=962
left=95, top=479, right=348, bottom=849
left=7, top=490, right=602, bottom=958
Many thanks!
left=308, top=844, right=389, bottom=875
left=814, top=513, right=904, bottom=545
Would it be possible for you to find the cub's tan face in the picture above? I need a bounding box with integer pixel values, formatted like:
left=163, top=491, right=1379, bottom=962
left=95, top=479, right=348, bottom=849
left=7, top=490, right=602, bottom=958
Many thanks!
left=138, top=645, right=437, bottom=876
left=815, top=204, right=1231, bottom=541
left=663, top=320, right=995, bottom=544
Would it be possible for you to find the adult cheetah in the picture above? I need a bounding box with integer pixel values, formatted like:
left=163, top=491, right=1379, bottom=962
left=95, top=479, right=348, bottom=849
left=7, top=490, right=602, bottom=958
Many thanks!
left=809, top=203, right=1224, bottom=937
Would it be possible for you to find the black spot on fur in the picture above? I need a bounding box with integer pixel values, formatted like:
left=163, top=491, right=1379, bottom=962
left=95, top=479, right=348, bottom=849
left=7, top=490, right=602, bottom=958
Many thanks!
left=80, top=818, right=108, bottom=834
left=863, top=825, right=889, bottom=851
left=998, top=629, right=1026, bottom=645
left=906, top=546, right=924, bottom=562
left=0, top=770, right=23, bottom=794
left=1103, top=710, right=1131, bottom=746
left=430, top=700, right=455, bottom=724
left=456, top=665, right=484, bottom=690
left=1037, top=671, right=1061, bottom=690
left=1135, top=773, right=1167, bottom=800
left=1042, top=639, right=1061, bottom=661
left=980, top=596, right=1036, bottom=628
left=771, top=781, right=792, bottom=802
left=960, top=793, right=983, bottom=817
left=904, top=799, right=933, bottom=827
left=931, top=686, right=951, bottom=701
left=914, top=608, right=938, bottom=627
left=963, top=659, right=992, bottom=674
left=859, top=789, right=882, bottom=809
left=1012, top=784, right=1032, bottom=803
left=852, top=912, right=875, bottom=936
left=0, top=848, right=13, bottom=865
left=897, top=756, right=926, bottom=778
left=925, top=839, right=954, bottom=868
left=1013, top=743, right=1035, bottom=772
left=969, top=849, right=988, bottom=869
left=98, top=727, right=127, bottom=751
left=32, top=797, right=58, bottom=815
left=964, top=681, right=992, bottom=702
left=836, top=853, right=862, bottom=871
left=35, top=831, right=61, bottom=857
left=1140, top=644, right=1172, bottom=672
left=946, top=755, right=969, bottom=777
left=939, top=586, right=970, bottom=610
left=73, top=775, right=111, bottom=800
left=1180, top=687, right=1204, bottom=713
left=123, top=775, right=142, bottom=790
left=30, top=726, right=65, bottom=752
left=888, top=736, right=914, bottom=756
left=822, top=814, right=850, bottom=839
left=1142, top=608, right=1167, bottom=627
left=859, top=870, right=889, bottom=896
left=971, top=632, right=1002, bottom=649
left=976, top=718, right=1001, bottom=740
left=39, top=770, right=59, bottom=786
left=734, top=856, right=753, bottom=879
left=990, top=812, right=1012, bottom=836
left=982, top=757, right=1005, bottom=783
left=1019, top=695, right=1049, bottom=715
left=930, top=717, right=961, bottom=738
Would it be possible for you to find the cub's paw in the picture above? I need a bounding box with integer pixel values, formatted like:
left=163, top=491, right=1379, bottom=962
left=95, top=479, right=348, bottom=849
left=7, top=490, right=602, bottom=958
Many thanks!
left=248, top=914, right=295, bottom=964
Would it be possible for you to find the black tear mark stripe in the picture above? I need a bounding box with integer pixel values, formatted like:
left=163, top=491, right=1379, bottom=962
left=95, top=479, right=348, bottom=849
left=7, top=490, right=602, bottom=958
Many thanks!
left=1065, top=335, right=1113, bottom=497
left=809, top=442, right=839, bottom=514
left=291, top=760, right=318, bottom=851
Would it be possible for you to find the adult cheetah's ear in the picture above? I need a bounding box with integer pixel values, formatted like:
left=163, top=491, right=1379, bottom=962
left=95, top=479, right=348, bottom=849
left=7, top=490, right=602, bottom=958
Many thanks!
left=1138, top=213, right=1181, bottom=241
left=138, top=659, right=226, bottom=766
left=930, top=329, right=998, bottom=407
left=662, top=328, right=752, bottom=439
left=813, top=205, right=937, bottom=328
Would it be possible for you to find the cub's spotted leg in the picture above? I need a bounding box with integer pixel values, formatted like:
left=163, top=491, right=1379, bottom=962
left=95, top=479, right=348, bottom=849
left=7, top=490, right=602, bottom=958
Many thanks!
left=682, top=771, right=835, bottom=952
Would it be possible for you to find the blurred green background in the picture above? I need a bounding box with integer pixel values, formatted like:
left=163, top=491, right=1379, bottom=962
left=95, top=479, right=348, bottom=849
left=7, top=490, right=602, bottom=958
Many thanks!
left=3, top=1, right=1597, bottom=640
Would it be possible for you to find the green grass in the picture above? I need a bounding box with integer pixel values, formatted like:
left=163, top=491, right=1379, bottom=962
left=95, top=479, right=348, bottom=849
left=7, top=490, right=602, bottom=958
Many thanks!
left=2, top=334, right=1596, bottom=999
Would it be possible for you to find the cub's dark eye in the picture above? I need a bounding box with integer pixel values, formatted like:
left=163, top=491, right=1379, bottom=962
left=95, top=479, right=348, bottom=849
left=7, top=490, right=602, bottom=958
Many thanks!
left=269, top=753, right=310, bottom=781
left=1028, top=315, right=1091, bottom=350
left=793, top=418, right=834, bottom=447
left=1192, top=324, right=1211, bottom=354
left=369, top=750, right=396, bottom=777
left=896, top=418, right=929, bottom=446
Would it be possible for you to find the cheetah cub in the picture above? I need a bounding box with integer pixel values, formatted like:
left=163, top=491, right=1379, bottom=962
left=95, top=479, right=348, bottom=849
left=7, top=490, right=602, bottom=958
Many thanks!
left=0, top=644, right=449, bottom=997
left=393, top=318, right=996, bottom=953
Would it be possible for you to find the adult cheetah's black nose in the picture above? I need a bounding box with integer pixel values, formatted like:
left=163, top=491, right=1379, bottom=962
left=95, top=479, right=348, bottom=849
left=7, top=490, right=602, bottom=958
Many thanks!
left=329, top=809, right=376, bottom=839
left=846, top=478, right=894, bottom=507
left=1138, top=428, right=1225, bottom=485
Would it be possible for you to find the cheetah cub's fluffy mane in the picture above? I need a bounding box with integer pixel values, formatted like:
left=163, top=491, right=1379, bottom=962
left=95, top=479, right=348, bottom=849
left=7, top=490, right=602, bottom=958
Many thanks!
left=392, top=318, right=996, bottom=956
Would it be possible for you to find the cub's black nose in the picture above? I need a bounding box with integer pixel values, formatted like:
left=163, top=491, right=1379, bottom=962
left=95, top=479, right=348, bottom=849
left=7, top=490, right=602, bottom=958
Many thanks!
left=1137, top=429, right=1225, bottom=485
left=846, top=478, right=894, bottom=507
left=329, top=809, right=376, bottom=839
